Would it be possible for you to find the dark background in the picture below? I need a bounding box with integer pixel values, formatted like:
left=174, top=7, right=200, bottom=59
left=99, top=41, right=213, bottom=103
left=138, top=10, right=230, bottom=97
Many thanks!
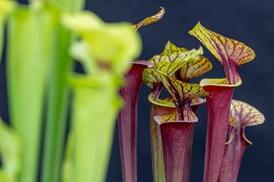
left=2, top=0, right=273, bottom=181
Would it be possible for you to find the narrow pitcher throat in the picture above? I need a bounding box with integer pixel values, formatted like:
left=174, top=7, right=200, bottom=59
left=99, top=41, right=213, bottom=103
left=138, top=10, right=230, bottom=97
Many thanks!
left=148, top=94, right=205, bottom=124
left=223, top=60, right=240, bottom=85
left=175, top=100, right=197, bottom=123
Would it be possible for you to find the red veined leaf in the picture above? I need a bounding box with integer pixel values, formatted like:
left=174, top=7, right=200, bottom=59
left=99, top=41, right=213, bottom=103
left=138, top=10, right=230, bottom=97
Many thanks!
left=189, top=22, right=255, bottom=84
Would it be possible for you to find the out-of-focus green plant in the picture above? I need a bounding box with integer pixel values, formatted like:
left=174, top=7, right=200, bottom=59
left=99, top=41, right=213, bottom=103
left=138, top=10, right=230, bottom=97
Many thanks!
left=62, top=12, right=141, bottom=182
left=0, top=0, right=15, bottom=61
left=6, top=1, right=87, bottom=180
left=2, top=0, right=141, bottom=181
left=40, top=0, right=85, bottom=181
left=0, top=118, right=20, bottom=182
left=7, top=4, right=56, bottom=182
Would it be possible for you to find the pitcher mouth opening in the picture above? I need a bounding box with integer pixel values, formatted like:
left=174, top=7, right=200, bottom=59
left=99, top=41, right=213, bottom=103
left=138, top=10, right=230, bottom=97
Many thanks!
left=148, top=93, right=205, bottom=108
left=200, top=77, right=242, bottom=88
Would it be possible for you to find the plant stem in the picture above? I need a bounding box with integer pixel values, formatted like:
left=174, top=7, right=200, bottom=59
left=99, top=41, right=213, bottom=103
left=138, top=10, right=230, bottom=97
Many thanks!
left=218, top=127, right=247, bottom=182
left=118, top=62, right=147, bottom=182
left=150, top=104, right=169, bottom=182
left=41, top=1, right=85, bottom=182
left=150, top=100, right=202, bottom=182
left=161, top=123, right=194, bottom=182
left=41, top=24, right=73, bottom=182
left=203, top=86, right=234, bottom=182
left=7, top=7, right=55, bottom=182
left=72, top=83, right=120, bottom=182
